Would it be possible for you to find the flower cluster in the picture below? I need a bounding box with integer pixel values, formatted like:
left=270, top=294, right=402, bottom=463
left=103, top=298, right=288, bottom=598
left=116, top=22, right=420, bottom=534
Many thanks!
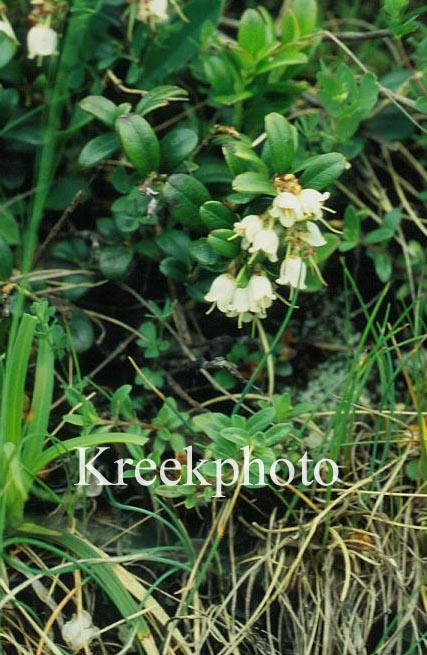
left=205, top=272, right=276, bottom=325
left=205, top=178, right=333, bottom=324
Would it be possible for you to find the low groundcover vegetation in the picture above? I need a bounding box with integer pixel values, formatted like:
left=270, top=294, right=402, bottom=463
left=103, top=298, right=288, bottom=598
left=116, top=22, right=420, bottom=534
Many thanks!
left=0, top=0, right=427, bottom=653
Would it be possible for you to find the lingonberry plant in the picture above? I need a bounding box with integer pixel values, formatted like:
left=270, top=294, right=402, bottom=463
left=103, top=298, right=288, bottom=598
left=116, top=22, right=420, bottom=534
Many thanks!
left=0, top=0, right=426, bottom=652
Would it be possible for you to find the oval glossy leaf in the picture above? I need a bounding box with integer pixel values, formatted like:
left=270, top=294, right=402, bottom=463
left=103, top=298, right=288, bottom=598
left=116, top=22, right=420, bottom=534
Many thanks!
left=79, top=95, right=118, bottom=126
left=232, top=172, right=276, bottom=196
left=299, top=153, right=346, bottom=190
left=115, top=114, right=160, bottom=175
left=0, top=33, right=17, bottom=69
left=160, top=128, right=198, bottom=171
left=69, top=312, right=95, bottom=353
left=207, top=229, right=240, bottom=258
left=200, top=201, right=238, bottom=230
left=78, top=132, right=119, bottom=168
left=291, top=0, right=317, bottom=35
left=238, top=9, right=267, bottom=57
left=265, top=112, right=298, bottom=173
left=163, top=174, right=210, bottom=230
left=99, top=245, right=133, bottom=280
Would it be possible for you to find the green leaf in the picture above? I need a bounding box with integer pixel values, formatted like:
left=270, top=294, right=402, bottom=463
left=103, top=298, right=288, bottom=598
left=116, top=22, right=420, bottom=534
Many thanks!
left=156, top=229, right=192, bottom=265
left=364, top=227, right=394, bottom=244
left=99, top=246, right=133, bottom=280
left=78, top=133, right=119, bottom=168
left=238, top=9, right=267, bottom=57
left=160, top=128, right=199, bottom=171
left=69, top=312, right=95, bottom=354
left=364, top=210, right=401, bottom=244
left=370, top=250, right=392, bottom=282
left=207, top=229, right=240, bottom=258
left=281, top=10, right=300, bottom=44
left=142, top=0, right=226, bottom=84
left=255, top=46, right=307, bottom=74
left=189, top=239, right=223, bottom=267
left=163, top=174, right=210, bottom=230
left=232, top=172, right=276, bottom=196
left=159, top=257, right=190, bottom=282
left=136, top=85, right=189, bottom=116
left=246, top=407, right=276, bottom=433
left=0, top=209, right=20, bottom=245
left=339, top=205, right=360, bottom=251
left=79, top=95, right=119, bottom=127
left=265, top=113, right=298, bottom=173
left=290, top=0, right=317, bottom=35
left=115, top=114, right=160, bottom=175
left=0, top=33, right=17, bottom=69
left=299, top=153, right=346, bottom=190
left=0, top=235, right=13, bottom=280
left=200, top=201, right=238, bottom=230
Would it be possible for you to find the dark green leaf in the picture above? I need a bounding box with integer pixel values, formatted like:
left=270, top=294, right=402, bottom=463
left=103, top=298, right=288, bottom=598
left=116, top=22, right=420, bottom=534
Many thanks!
left=0, top=209, right=20, bottom=245
left=115, top=114, right=160, bottom=175
left=207, top=229, right=240, bottom=257
left=160, top=128, right=198, bottom=171
left=136, top=85, right=189, bottom=116
left=79, top=95, right=119, bottom=127
left=163, top=174, right=210, bottom=230
left=69, top=312, right=95, bottom=353
left=299, top=152, right=346, bottom=189
left=200, top=201, right=238, bottom=230
left=159, top=257, right=190, bottom=281
left=189, top=239, right=224, bottom=267
left=99, top=246, right=133, bottom=280
left=142, top=0, right=226, bottom=84
left=78, top=132, right=119, bottom=168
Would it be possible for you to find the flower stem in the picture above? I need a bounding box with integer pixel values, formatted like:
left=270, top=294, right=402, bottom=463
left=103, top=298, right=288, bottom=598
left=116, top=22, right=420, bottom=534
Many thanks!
left=255, top=317, right=275, bottom=397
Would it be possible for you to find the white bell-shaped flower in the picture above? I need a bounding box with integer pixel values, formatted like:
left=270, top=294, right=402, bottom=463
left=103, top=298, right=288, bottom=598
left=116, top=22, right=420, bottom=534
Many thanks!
left=204, top=273, right=237, bottom=312
left=27, top=25, right=58, bottom=59
left=233, top=214, right=263, bottom=249
left=247, top=274, right=276, bottom=315
left=139, top=0, right=169, bottom=22
left=227, top=286, right=252, bottom=314
left=299, top=189, right=330, bottom=219
left=300, top=221, right=326, bottom=247
left=276, top=256, right=307, bottom=290
left=248, top=228, right=279, bottom=262
left=62, top=610, right=98, bottom=651
left=270, top=192, right=304, bottom=227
